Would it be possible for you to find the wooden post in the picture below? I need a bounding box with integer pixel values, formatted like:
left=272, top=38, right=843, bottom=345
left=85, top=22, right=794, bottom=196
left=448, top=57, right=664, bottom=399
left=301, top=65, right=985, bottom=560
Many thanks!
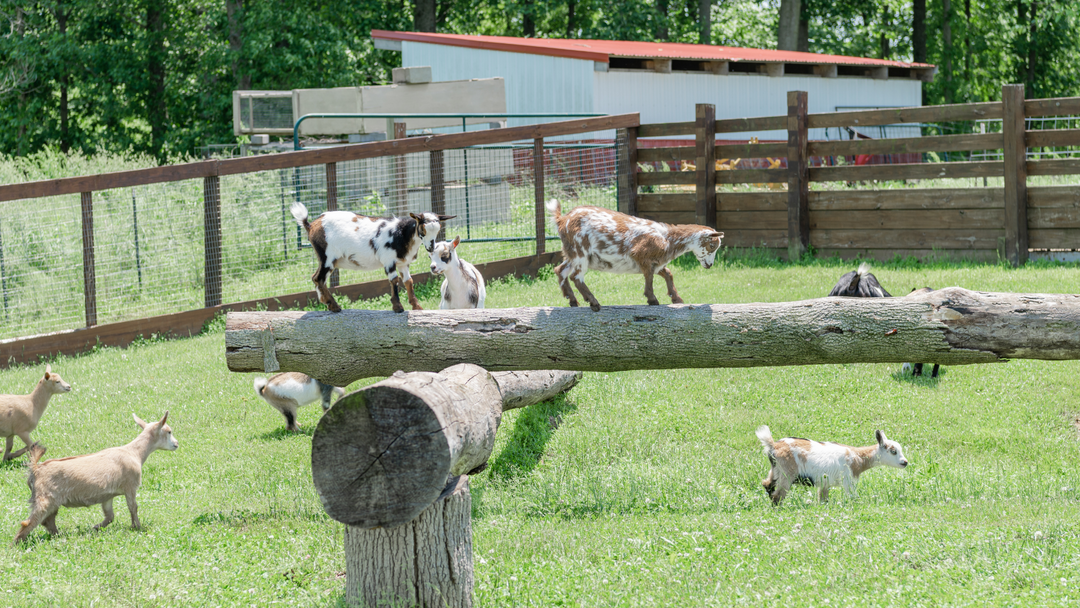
left=695, top=104, right=717, bottom=228
left=430, top=149, right=446, bottom=241
left=1002, top=84, right=1029, bottom=266
left=787, top=91, right=810, bottom=260
left=325, top=162, right=339, bottom=289
left=618, top=127, right=639, bottom=216
left=534, top=138, right=545, bottom=257
left=203, top=175, right=222, bottom=308
left=393, top=121, right=408, bottom=216
left=79, top=191, right=97, bottom=327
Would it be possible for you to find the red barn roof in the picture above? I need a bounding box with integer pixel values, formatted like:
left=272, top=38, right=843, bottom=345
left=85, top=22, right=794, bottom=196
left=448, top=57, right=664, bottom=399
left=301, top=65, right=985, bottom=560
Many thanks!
left=371, top=30, right=935, bottom=69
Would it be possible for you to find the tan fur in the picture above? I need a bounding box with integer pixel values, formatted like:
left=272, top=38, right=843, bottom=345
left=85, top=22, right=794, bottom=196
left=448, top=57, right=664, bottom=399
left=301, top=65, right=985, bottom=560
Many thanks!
left=14, top=412, right=178, bottom=544
left=0, top=365, right=71, bottom=461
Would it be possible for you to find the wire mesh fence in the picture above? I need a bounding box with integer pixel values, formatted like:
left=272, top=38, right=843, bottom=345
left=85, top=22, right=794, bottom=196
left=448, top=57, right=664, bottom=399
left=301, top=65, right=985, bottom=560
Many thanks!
left=0, top=129, right=626, bottom=341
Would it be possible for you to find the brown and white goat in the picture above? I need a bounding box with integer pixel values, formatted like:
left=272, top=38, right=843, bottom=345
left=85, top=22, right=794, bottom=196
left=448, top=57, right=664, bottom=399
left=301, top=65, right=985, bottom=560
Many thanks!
left=546, top=200, right=723, bottom=311
left=0, top=365, right=71, bottom=461
left=428, top=237, right=486, bottom=309
left=253, top=372, right=345, bottom=432
left=14, top=412, right=178, bottom=544
left=755, top=425, right=908, bottom=505
left=290, top=202, right=454, bottom=313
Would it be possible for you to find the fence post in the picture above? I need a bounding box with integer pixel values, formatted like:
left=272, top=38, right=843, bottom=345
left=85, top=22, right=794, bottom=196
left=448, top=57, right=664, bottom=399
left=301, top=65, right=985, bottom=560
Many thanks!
left=618, top=127, right=639, bottom=216
left=204, top=176, right=222, bottom=308
left=534, top=138, right=546, bottom=257
left=1002, top=84, right=1028, bottom=267
left=430, top=150, right=446, bottom=241
left=695, top=104, right=717, bottom=228
left=393, top=121, right=408, bottom=216
left=326, top=162, right=340, bottom=289
left=786, top=91, right=810, bottom=261
left=80, top=191, right=97, bottom=327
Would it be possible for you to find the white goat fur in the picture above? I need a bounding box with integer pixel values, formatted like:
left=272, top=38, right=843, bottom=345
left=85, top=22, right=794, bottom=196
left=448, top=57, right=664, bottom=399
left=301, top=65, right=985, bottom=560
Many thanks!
left=546, top=200, right=722, bottom=311
left=755, top=426, right=908, bottom=505
left=253, top=372, right=345, bottom=432
left=0, top=365, right=71, bottom=461
left=14, top=412, right=178, bottom=544
left=428, top=237, right=486, bottom=309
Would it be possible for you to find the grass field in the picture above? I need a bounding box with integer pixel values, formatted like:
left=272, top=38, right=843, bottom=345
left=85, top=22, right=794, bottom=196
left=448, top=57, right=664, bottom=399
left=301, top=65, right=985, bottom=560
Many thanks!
left=0, top=253, right=1079, bottom=607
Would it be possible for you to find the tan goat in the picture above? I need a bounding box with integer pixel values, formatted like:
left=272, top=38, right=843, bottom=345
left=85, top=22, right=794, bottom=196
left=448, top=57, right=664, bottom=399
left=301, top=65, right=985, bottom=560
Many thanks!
left=14, top=411, right=178, bottom=544
left=0, top=364, right=71, bottom=461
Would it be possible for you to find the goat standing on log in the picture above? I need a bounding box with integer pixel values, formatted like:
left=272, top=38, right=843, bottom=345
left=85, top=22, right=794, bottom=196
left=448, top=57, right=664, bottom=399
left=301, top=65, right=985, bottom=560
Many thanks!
left=0, top=365, right=71, bottom=461
left=755, top=426, right=908, bottom=505
left=546, top=200, right=723, bottom=311
left=428, top=237, right=486, bottom=309
left=14, top=412, right=178, bottom=544
left=290, top=203, right=454, bottom=313
left=828, top=264, right=940, bottom=378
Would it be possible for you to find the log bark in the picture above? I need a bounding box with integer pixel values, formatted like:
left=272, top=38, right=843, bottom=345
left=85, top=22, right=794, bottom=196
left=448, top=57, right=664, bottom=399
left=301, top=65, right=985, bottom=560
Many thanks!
left=311, top=364, right=580, bottom=529
left=344, top=476, right=473, bottom=608
left=226, top=288, right=1080, bottom=387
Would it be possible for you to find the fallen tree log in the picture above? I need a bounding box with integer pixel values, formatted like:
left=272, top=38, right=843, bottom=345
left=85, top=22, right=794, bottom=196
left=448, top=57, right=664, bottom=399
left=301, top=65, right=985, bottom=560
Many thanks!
left=225, top=288, right=1080, bottom=387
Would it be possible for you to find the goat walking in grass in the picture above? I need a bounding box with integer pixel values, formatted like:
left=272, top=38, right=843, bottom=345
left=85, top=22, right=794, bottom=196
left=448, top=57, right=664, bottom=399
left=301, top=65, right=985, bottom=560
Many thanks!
left=290, top=202, right=454, bottom=313
left=14, top=412, right=178, bottom=544
left=428, top=237, right=486, bottom=309
left=546, top=200, right=723, bottom=311
left=254, top=373, right=345, bottom=432
left=755, top=426, right=908, bottom=505
left=0, top=365, right=71, bottom=461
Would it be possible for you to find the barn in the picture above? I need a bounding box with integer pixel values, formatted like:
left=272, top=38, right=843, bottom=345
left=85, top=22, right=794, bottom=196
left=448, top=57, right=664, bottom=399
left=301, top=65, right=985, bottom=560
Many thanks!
left=371, top=30, right=937, bottom=142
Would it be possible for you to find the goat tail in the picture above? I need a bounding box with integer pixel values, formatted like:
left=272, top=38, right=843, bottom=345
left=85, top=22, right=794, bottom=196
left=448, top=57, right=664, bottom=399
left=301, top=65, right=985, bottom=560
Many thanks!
left=856, top=262, right=872, bottom=278
left=27, top=443, right=46, bottom=467
left=253, top=377, right=269, bottom=397
left=289, top=202, right=311, bottom=231
left=25, top=443, right=46, bottom=494
left=755, top=425, right=775, bottom=454
left=545, top=199, right=562, bottom=221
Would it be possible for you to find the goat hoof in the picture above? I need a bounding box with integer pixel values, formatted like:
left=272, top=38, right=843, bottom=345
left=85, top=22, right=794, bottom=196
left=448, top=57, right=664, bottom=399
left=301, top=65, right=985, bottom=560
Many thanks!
left=392, top=305, right=405, bottom=313
left=567, top=300, right=579, bottom=307
left=589, top=303, right=601, bottom=312
left=327, top=303, right=342, bottom=313
left=646, top=299, right=660, bottom=306
left=671, top=297, right=684, bottom=304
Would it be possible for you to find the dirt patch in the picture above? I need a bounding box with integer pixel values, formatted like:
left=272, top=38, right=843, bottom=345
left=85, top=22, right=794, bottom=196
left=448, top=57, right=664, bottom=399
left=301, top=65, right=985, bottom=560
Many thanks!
left=1070, top=412, right=1080, bottom=438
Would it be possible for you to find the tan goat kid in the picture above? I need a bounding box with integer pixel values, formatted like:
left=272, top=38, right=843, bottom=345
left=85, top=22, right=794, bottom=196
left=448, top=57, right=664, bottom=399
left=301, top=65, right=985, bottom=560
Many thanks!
left=0, top=364, right=71, bottom=461
left=14, top=412, right=178, bottom=544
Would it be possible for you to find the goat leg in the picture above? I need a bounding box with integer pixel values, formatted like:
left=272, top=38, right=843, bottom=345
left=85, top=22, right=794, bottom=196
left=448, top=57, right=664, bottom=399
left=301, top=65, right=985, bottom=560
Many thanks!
left=641, top=266, right=661, bottom=306
left=554, top=263, right=579, bottom=307
left=312, top=267, right=342, bottom=313
left=931, top=364, right=940, bottom=378
left=403, top=278, right=423, bottom=310
left=14, top=504, right=54, bottom=544
left=42, top=511, right=59, bottom=536
left=571, top=274, right=601, bottom=312
left=388, top=279, right=405, bottom=314
left=126, top=492, right=141, bottom=530
left=94, top=497, right=115, bottom=530
left=658, top=267, right=683, bottom=304
left=2, top=436, right=12, bottom=461
left=6, top=432, right=33, bottom=460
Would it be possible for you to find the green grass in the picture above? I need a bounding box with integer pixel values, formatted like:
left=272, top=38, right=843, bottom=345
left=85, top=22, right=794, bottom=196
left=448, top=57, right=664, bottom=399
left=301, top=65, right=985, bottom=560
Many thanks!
left=2, top=238, right=1080, bottom=606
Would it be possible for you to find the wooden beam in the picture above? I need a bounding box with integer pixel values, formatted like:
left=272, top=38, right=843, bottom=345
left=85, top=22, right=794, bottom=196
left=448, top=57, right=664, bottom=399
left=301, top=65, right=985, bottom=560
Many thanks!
left=707, top=61, right=729, bottom=75
left=808, top=102, right=1003, bottom=129
left=787, top=91, right=809, bottom=260
left=430, top=150, right=446, bottom=241
left=80, top=192, right=96, bottom=328
left=810, top=161, right=1003, bottom=182
left=619, top=127, right=639, bottom=216
left=534, top=138, right=545, bottom=256
left=814, top=64, right=838, bottom=78
left=695, top=104, right=717, bottom=228
left=766, top=63, right=785, bottom=77
left=203, top=176, right=222, bottom=308
left=1002, top=84, right=1029, bottom=266
left=224, top=288, right=1080, bottom=386
left=646, top=59, right=672, bottom=73
left=326, top=163, right=339, bottom=289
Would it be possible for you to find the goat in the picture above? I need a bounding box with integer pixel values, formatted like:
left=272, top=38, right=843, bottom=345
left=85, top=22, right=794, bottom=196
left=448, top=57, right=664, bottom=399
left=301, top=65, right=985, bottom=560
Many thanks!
left=546, top=200, right=723, bottom=311
left=14, top=412, right=178, bottom=544
left=253, top=372, right=345, bottom=432
left=0, top=365, right=71, bottom=461
left=290, top=203, right=454, bottom=313
left=755, top=425, right=908, bottom=505
left=428, top=236, right=486, bottom=309
left=828, top=264, right=940, bottom=378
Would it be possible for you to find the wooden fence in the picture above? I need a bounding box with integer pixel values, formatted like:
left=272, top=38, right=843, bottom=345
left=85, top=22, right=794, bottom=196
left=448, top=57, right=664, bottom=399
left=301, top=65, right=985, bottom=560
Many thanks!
left=627, top=84, right=1080, bottom=264
left=0, top=114, right=638, bottom=367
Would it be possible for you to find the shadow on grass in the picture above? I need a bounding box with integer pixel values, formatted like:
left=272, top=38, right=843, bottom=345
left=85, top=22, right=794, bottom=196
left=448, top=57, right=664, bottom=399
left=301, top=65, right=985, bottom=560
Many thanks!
left=891, top=366, right=945, bottom=386
left=0, top=456, right=29, bottom=471
left=486, top=394, right=577, bottom=482
left=192, top=508, right=328, bottom=527
left=254, top=426, right=315, bottom=441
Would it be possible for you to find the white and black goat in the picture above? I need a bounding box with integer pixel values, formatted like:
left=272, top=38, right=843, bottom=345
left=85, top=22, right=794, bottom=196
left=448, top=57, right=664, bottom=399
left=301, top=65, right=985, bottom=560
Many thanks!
left=428, top=237, right=486, bottom=309
left=546, top=200, right=723, bottom=311
left=290, top=203, right=454, bottom=313
left=755, top=426, right=909, bottom=505
left=828, top=263, right=940, bottom=378
left=253, top=372, right=345, bottom=432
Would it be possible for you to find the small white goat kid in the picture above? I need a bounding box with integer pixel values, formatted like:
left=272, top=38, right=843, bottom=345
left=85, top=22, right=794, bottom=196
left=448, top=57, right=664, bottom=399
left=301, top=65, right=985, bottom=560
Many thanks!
left=755, top=425, right=908, bottom=505
left=253, top=372, right=345, bottom=432
left=428, top=237, right=486, bottom=309
left=0, top=364, right=71, bottom=461
left=14, top=412, right=178, bottom=544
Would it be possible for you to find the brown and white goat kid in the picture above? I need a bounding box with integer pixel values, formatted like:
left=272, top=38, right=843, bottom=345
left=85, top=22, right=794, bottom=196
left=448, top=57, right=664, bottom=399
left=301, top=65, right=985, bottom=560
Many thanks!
left=428, top=237, right=486, bottom=309
left=290, top=202, right=454, bottom=313
left=546, top=200, right=723, bottom=311
left=0, top=365, right=71, bottom=461
left=755, top=425, right=908, bottom=505
left=253, top=372, right=345, bottom=432
left=14, top=412, right=178, bottom=544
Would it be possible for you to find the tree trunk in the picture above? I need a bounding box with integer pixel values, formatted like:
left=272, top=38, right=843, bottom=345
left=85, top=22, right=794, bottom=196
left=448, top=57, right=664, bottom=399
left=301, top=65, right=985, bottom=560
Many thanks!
left=657, top=0, right=669, bottom=40
left=414, top=0, right=436, bottom=33
left=777, top=0, right=800, bottom=50
left=522, top=0, right=535, bottom=37
left=797, top=16, right=808, bottom=52
left=310, top=364, right=581, bottom=528
left=699, top=0, right=711, bottom=44
left=55, top=5, right=70, bottom=154
left=345, top=475, right=473, bottom=608
left=1026, top=1, right=1037, bottom=94
left=566, top=0, right=577, bottom=38
left=943, top=0, right=953, bottom=103
left=226, top=0, right=250, bottom=90
left=146, top=0, right=168, bottom=159
left=879, top=6, right=890, bottom=59
left=913, top=0, right=926, bottom=63
left=225, top=288, right=1080, bottom=387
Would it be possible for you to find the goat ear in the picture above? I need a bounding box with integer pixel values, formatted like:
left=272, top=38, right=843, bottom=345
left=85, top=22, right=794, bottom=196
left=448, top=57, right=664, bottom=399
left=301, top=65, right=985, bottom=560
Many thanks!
left=437, top=215, right=456, bottom=222
left=409, top=213, right=421, bottom=223
left=707, top=232, right=724, bottom=238
left=133, top=413, right=148, bottom=429
left=875, top=429, right=886, bottom=446
left=451, top=236, right=460, bottom=249
left=159, top=411, right=169, bottom=425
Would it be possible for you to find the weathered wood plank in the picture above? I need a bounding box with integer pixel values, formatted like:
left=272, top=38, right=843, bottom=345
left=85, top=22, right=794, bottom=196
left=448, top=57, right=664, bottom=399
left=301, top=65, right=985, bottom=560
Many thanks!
left=718, top=191, right=788, bottom=212
left=811, top=229, right=1002, bottom=249
left=809, top=133, right=1003, bottom=157
left=1029, top=228, right=1080, bottom=249
left=1025, top=97, right=1080, bottom=118
left=788, top=91, right=810, bottom=261
left=810, top=209, right=1005, bottom=231
left=638, top=122, right=695, bottom=138
left=715, top=115, right=788, bottom=133
left=638, top=146, right=695, bottom=162
left=718, top=211, right=788, bottom=230
left=723, top=230, right=788, bottom=248
left=810, top=161, right=1004, bottom=182
left=637, top=172, right=696, bottom=186
left=1027, top=185, right=1080, bottom=208
left=696, top=104, right=717, bottom=228
left=809, top=188, right=1004, bottom=210
left=717, top=169, right=787, bottom=184
left=807, top=102, right=1003, bottom=129
left=1025, top=129, right=1080, bottom=148
left=1002, top=84, right=1029, bottom=266
left=714, top=142, right=788, bottom=158
left=1028, top=208, right=1080, bottom=229
left=1027, top=158, right=1080, bottom=176
left=636, top=210, right=696, bottom=225
left=637, top=193, right=695, bottom=213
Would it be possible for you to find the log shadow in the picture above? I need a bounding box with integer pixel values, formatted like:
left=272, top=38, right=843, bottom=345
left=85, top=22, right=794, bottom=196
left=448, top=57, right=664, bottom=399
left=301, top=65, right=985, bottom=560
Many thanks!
left=890, top=366, right=944, bottom=386
left=254, top=426, right=315, bottom=441
left=485, top=393, right=577, bottom=482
